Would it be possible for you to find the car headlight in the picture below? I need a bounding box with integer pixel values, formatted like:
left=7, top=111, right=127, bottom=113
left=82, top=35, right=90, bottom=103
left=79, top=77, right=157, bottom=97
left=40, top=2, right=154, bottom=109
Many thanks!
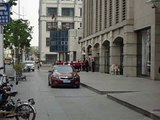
left=55, top=75, right=60, bottom=79
left=73, top=74, right=79, bottom=79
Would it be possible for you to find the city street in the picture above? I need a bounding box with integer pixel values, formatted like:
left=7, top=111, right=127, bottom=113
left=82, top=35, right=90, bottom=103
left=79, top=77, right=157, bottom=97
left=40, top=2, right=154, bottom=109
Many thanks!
left=5, top=65, right=152, bottom=120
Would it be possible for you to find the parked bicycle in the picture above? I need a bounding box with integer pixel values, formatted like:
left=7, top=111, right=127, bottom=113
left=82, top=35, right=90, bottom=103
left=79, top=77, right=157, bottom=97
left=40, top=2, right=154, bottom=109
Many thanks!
left=0, top=73, right=36, bottom=120
left=0, top=91, right=36, bottom=120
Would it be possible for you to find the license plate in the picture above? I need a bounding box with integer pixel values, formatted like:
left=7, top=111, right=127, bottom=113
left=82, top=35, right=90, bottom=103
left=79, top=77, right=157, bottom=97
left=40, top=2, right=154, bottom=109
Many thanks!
left=63, top=79, right=71, bottom=83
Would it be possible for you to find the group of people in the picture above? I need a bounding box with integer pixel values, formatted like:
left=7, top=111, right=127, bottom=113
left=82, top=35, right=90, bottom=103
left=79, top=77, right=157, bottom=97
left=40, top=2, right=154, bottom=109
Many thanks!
left=110, top=64, right=120, bottom=75
left=53, top=59, right=96, bottom=72
left=83, top=59, right=95, bottom=72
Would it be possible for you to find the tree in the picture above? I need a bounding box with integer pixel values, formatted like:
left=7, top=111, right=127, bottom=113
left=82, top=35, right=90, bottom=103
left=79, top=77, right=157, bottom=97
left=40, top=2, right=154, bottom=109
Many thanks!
left=4, top=19, right=33, bottom=64
left=4, top=19, right=33, bottom=49
left=3, top=0, right=17, bottom=48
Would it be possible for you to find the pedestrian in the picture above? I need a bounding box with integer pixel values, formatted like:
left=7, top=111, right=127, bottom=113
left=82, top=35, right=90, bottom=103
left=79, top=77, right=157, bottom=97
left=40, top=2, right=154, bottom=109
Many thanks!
left=37, top=62, right=41, bottom=70
left=77, top=60, right=81, bottom=71
left=91, top=59, right=95, bottom=72
left=82, top=60, right=85, bottom=71
left=85, top=59, right=89, bottom=72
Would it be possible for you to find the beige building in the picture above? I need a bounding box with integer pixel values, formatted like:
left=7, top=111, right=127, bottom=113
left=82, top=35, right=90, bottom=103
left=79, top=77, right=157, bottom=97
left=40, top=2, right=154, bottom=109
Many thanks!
left=81, top=0, right=160, bottom=80
left=39, top=0, right=82, bottom=64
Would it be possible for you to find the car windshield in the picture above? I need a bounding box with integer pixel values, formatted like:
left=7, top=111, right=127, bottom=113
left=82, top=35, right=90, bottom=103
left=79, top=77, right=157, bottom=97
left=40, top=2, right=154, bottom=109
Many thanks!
left=54, top=66, right=73, bottom=73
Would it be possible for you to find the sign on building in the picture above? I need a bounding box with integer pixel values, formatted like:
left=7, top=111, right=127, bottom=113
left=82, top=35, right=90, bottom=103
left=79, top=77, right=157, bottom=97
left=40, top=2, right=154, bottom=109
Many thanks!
left=0, top=3, right=10, bottom=25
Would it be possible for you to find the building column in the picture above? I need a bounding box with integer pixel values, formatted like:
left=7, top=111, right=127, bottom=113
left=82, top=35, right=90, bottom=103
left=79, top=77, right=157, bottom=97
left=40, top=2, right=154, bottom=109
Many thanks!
left=123, top=32, right=137, bottom=77
left=99, top=45, right=105, bottom=72
left=152, top=31, right=160, bottom=80
left=151, top=9, right=160, bottom=80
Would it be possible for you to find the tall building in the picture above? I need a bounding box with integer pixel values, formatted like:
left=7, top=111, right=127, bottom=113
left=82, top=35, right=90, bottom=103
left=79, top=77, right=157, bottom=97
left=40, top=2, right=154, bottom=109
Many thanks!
left=81, top=0, right=160, bottom=80
left=39, top=0, right=82, bottom=64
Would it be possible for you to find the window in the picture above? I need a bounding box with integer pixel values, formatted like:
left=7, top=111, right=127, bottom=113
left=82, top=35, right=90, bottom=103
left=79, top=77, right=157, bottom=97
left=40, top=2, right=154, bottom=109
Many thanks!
left=122, top=0, right=126, bottom=20
left=80, top=8, right=82, bottom=16
left=47, top=7, right=57, bottom=16
left=104, top=0, right=107, bottom=28
left=96, top=0, right=98, bottom=32
left=46, top=38, right=50, bottom=47
left=115, top=0, right=119, bottom=23
left=62, top=22, right=74, bottom=30
left=99, top=0, right=102, bottom=30
left=46, top=22, right=57, bottom=31
left=109, top=0, right=112, bottom=26
left=50, top=30, right=68, bottom=52
left=62, top=8, right=74, bottom=17
left=80, top=22, right=82, bottom=27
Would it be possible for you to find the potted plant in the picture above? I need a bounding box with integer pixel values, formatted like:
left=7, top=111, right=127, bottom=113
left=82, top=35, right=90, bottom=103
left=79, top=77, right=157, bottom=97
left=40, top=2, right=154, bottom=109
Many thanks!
left=13, top=62, right=25, bottom=76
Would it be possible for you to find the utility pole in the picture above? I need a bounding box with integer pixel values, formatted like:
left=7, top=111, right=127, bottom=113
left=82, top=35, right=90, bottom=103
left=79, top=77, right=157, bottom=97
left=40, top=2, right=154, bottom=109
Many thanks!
left=0, top=0, right=4, bottom=74
left=0, top=0, right=10, bottom=74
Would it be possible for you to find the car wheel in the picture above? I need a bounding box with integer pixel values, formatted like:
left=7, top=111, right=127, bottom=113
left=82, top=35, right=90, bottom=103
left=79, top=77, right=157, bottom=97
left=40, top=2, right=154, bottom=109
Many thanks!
left=51, top=83, right=55, bottom=88
left=74, top=84, right=80, bottom=88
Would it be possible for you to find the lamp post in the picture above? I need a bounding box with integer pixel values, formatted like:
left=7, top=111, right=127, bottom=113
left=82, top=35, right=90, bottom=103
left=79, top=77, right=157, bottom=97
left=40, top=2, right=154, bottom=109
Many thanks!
left=0, top=0, right=4, bottom=74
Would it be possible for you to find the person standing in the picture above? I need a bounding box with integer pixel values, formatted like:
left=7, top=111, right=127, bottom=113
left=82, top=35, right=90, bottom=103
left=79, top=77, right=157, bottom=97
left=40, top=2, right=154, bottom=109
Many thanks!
left=37, top=62, right=41, bottom=70
left=91, top=59, right=95, bottom=72
left=85, top=60, right=89, bottom=72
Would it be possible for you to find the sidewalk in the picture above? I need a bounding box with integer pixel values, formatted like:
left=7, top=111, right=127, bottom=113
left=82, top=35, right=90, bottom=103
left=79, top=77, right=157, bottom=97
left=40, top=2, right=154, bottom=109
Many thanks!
left=79, top=72, right=160, bottom=120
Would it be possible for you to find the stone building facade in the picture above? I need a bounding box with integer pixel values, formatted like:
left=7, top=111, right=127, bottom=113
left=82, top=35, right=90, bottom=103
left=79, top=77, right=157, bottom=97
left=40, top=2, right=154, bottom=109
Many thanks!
left=81, top=0, right=160, bottom=80
left=68, top=29, right=82, bottom=61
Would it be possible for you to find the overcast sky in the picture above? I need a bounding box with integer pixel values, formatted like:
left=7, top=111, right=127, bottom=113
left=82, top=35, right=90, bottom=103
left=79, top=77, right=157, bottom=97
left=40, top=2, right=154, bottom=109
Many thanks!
left=11, top=0, right=39, bottom=46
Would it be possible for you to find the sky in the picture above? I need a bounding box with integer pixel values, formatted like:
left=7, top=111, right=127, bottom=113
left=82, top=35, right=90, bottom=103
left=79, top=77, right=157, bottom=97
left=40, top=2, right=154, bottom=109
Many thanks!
left=11, top=0, right=39, bottom=46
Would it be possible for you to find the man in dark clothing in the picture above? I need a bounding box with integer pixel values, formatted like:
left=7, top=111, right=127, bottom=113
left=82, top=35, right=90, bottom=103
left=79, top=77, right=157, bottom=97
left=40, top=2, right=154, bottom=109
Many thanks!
left=85, top=60, right=89, bottom=72
left=91, top=59, right=95, bottom=72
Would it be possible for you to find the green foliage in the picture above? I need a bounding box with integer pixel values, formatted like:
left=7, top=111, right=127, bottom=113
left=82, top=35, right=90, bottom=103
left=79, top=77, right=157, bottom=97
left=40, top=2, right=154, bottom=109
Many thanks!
left=30, top=47, right=39, bottom=55
left=13, top=62, right=25, bottom=73
left=9, top=0, right=17, bottom=6
left=3, top=19, right=33, bottom=49
left=8, top=0, right=17, bottom=15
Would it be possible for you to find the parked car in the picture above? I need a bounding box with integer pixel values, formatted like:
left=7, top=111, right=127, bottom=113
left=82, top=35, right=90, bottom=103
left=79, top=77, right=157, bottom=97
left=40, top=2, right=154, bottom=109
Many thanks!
left=23, top=61, right=35, bottom=72
left=48, top=65, right=80, bottom=88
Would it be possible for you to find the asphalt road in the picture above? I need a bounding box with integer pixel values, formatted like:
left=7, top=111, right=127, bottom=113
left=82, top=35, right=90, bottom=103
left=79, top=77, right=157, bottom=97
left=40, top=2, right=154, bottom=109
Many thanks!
left=5, top=65, right=152, bottom=120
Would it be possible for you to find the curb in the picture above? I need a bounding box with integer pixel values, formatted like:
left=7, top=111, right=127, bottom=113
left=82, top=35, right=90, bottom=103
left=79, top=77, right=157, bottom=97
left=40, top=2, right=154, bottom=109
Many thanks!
left=107, top=94, right=160, bottom=120
left=80, top=83, right=137, bottom=94
left=80, top=83, right=107, bottom=95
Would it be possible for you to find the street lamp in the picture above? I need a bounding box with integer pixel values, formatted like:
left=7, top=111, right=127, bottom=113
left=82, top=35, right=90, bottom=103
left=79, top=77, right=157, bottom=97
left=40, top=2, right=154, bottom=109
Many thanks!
left=146, top=0, right=160, bottom=8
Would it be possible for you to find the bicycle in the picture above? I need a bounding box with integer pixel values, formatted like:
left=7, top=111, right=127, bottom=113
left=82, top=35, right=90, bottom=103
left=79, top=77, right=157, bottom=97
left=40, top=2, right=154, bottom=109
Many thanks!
left=0, top=90, right=36, bottom=120
left=0, top=73, right=36, bottom=120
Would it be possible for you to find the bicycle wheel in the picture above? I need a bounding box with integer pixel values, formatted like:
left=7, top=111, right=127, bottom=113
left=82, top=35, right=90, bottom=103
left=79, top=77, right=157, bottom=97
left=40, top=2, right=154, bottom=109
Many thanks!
left=15, top=104, right=36, bottom=120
